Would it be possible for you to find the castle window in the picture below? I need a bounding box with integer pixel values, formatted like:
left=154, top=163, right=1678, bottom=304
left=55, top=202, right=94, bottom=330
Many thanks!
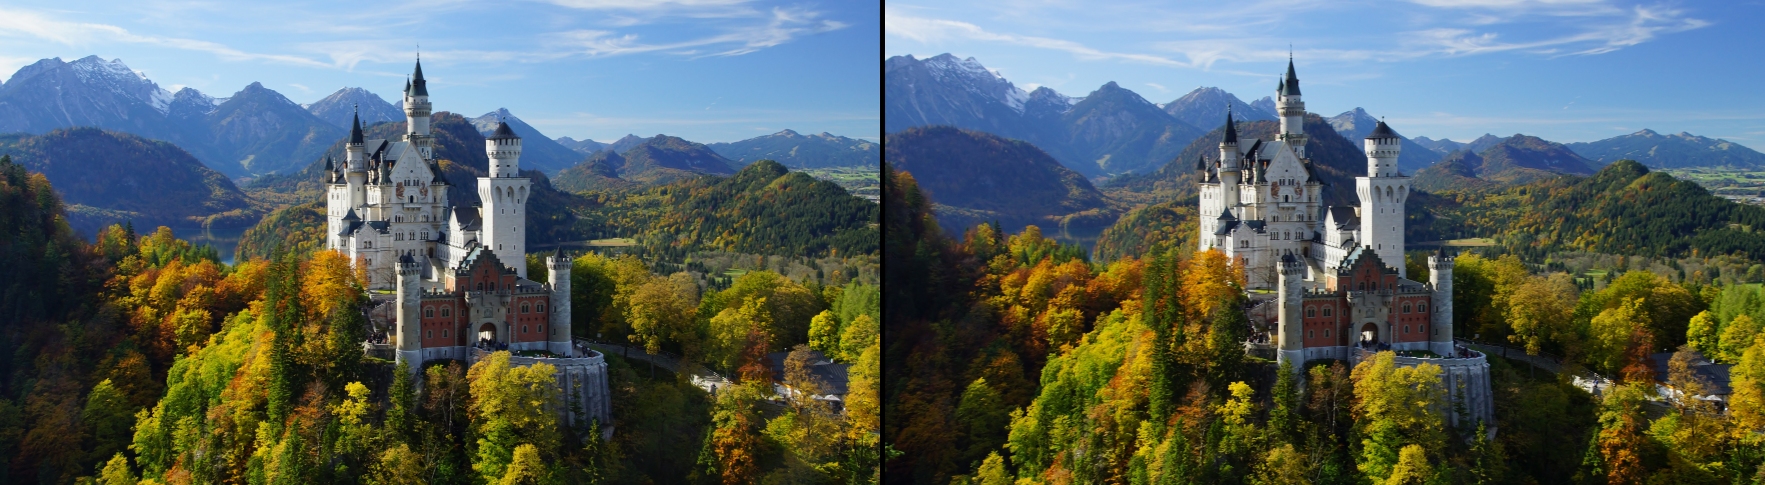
left=442, top=307, right=450, bottom=317
left=540, top=324, right=545, bottom=335
left=1323, top=306, right=1332, bottom=316
left=538, top=303, right=545, bottom=313
left=522, top=303, right=530, bottom=314
left=522, top=325, right=529, bottom=334
left=1403, top=304, right=1411, bottom=313
left=1308, top=330, right=1314, bottom=339
left=1420, top=303, right=1428, bottom=312
left=426, top=330, right=432, bottom=339
left=477, top=282, right=483, bottom=291
left=1241, top=240, right=1249, bottom=248
left=1404, top=325, right=1410, bottom=334
left=1325, top=329, right=1331, bottom=338
left=425, top=307, right=434, bottom=318
left=1306, top=306, right=1315, bottom=318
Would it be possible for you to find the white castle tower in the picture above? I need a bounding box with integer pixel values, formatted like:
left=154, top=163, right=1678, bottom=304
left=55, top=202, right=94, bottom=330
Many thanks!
left=1276, top=57, right=1306, bottom=158
left=1428, top=248, right=1456, bottom=356
left=1357, top=119, right=1409, bottom=276
left=403, top=60, right=434, bottom=160
left=395, top=254, right=421, bottom=368
left=547, top=247, right=573, bottom=356
left=480, top=121, right=530, bottom=277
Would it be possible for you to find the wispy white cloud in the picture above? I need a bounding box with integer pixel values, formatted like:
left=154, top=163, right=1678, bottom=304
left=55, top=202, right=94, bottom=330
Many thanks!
left=0, top=7, right=335, bottom=68
left=886, top=7, right=1194, bottom=68
left=1144, top=82, right=1167, bottom=93
left=554, top=6, right=847, bottom=57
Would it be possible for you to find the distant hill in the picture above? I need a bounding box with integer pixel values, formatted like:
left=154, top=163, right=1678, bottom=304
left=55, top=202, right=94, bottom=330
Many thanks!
left=1412, top=136, right=1463, bottom=154
left=882, top=126, right=1117, bottom=234
left=306, top=87, right=402, bottom=130
left=609, top=135, right=651, bottom=154
left=1417, top=160, right=1765, bottom=262
left=556, top=136, right=607, bottom=154
left=1464, top=134, right=1507, bottom=154
left=1106, top=114, right=1371, bottom=208
left=1093, top=200, right=1198, bottom=263
left=1416, top=134, right=1596, bottom=191
left=1566, top=129, right=1765, bottom=169
left=607, top=160, right=877, bottom=257
left=1326, top=107, right=1445, bottom=173
left=469, top=108, right=584, bottom=174
left=234, top=201, right=324, bottom=261
left=707, top=129, right=878, bottom=168
left=0, top=128, right=254, bottom=235
left=1161, top=87, right=1276, bottom=131
left=552, top=135, right=736, bottom=192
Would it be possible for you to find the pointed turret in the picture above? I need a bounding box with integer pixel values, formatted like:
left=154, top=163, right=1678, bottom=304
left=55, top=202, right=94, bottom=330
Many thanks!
left=409, top=59, right=428, bottom=97
left=1282, top=57, right=1301, bottom=96
left=349, top=107, right=364, bottom=145
left=324, top=155, right=334, bottom=172
left=1222, top=105, right=1238, bottom=144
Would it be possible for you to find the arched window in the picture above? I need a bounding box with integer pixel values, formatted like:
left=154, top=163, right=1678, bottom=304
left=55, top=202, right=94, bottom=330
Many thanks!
left=1420, top=303, right=1428, bottom=312
left=426, top=330, right=432, bottom=339
left=538, top=303, right=545, bottom=313
left=442, top=307, right=450, bottom=317
left=522, top=325, right=529, bottom=334
left=1323, top=306, right=1333, bottom=317
left=425, top=307, right=434, bottom=318
left=1403, top=304, right=1411, bottom=313
left=1306, top=306, right=1316, bottom=318
left=522, top=303, right=530, bottom=314
left=443, top=329, right=449, bottom=338
left=477, top=282, right=484, bottom=291
left=1308, top=330, right=1314, bottom=339
left=1325, top=329, right=1331, bottom=338
left=1404, top=325, right=1410, bottom=334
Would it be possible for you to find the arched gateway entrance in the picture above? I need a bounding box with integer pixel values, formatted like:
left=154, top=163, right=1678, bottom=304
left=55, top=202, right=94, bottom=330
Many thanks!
left=479, top=322, right=498, bottom=344
left=1359, top=322, right=1380, bottom=346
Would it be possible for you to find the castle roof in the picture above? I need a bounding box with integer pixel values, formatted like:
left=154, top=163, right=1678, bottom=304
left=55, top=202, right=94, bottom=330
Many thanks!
left=488, top=121, right=520, bottom=140
left=1366, top=120, right=1399, bottom=140
left=408, top=60, right=428, bottom=97
left=452, top=206, right=481, bottom=232
left=1222, top=107, right=1238, bottom=144
left=350, top=110, right=364, bottom=144
left=1282, top=58, right=1301, bottom=96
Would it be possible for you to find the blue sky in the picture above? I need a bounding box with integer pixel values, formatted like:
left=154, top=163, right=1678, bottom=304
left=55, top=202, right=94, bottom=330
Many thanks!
left=886, top=0, right=1765, bottom=148
left=0, top=0, right=879, bottom=143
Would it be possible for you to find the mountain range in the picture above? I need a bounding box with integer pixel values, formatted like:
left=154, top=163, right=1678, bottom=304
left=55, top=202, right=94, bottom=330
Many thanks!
left=883, top=125, right=1117, bottom=233
left=1414, top=134, right=1597, bottom=191
left=1160, top=87, right=1276, bottom=132
left=886, top=54, right=1213, bottom=177
left=1566, top=129, right=1765, bottom=169
left=1106, top=114, right=1371, bottom=208
left=1325, top=107, right=1445, bottom=173
left=0, top=56, right=354, bottom=178
left=707, top=129, right=878, bottom=168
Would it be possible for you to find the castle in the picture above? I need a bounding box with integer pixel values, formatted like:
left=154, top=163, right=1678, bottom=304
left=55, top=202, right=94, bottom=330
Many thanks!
left=324, top=60, right=609, bottom=426
left=1196, top=59, right=1492, bottom=427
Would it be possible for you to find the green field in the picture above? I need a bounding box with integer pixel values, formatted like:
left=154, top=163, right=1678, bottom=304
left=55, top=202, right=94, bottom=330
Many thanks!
left=587, top=237, right=637, bottom=247
left=1659, top=168, right=1765, bottom=205
left=798, top=167, right=879, bottom=201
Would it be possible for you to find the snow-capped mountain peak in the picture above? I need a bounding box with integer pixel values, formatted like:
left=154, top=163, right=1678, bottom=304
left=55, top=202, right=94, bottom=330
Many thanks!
left=67, top=56, right=173, bottom=114
left=921, top=53, right=1030, bottom=113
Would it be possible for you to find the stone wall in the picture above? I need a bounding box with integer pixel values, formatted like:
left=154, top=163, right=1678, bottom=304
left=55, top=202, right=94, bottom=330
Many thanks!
left=469, top=346, right=613, bottom=429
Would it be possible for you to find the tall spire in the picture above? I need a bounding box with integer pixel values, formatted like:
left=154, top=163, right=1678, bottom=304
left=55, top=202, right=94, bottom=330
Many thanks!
left=1283, top=56, right=1301, bottom=96
left=349, top=104, right=363, bottom=144
left=409, top=58, right=428, bottom=96
left=1222, top=103, right=1238, bottom=144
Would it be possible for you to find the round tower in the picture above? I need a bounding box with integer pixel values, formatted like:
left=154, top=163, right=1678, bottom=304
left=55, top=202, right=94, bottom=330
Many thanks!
left=1428, top=248, right=1456, bottom=356
left=1276, top=57, right=1307, bottom=158
left=1276, top=254, right=1305, bottom=373
left=547, top=247, right=573, bottom=356
left=487, top=121, right=523, bottom=178
left=395, top=254, right=422, bottom=372
left=1356, top=119, right=1411, bottom=277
